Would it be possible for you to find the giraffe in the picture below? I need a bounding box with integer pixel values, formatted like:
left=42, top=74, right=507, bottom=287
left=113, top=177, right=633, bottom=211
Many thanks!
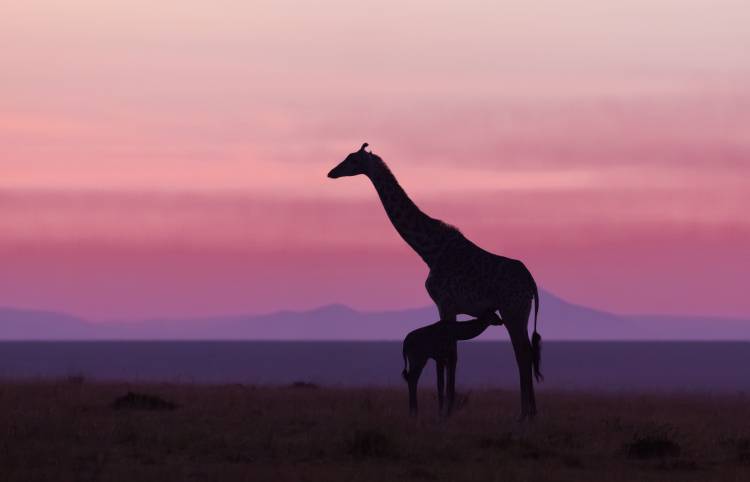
left=402, top=312, right=502, bottom=417
left=328, top=143, right=543, bottom=419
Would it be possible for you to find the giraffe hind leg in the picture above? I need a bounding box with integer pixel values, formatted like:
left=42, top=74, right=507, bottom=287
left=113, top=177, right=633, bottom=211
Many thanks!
left=502, top=300, right=537, bottom=420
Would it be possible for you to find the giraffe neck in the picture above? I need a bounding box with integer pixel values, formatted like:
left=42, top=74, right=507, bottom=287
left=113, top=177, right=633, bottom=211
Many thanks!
left=366, top=158, right=450, bottom=266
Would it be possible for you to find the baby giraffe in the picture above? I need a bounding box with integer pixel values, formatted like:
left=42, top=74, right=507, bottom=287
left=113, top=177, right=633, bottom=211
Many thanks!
left=402, top=312, right=502, bottom=417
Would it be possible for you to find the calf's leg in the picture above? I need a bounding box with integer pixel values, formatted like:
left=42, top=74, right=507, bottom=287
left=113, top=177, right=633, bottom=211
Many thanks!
left=407, top=357, right=426, bottom=417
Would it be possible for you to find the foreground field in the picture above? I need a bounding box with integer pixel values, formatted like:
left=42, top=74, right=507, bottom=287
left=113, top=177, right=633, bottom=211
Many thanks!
left=1, top=381, right=750, bottom=481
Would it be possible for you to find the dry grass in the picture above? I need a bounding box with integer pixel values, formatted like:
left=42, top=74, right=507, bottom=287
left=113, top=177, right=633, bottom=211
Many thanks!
left=1, top=380, right=750, bottom=481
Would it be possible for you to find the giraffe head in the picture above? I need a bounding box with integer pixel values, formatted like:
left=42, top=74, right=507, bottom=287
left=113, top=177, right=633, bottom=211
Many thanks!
left=327, top=143, right=373, bottom=179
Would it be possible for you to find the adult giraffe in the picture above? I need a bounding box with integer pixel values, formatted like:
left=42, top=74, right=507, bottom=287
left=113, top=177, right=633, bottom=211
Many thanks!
left=328, top=143, right=543, bottom=419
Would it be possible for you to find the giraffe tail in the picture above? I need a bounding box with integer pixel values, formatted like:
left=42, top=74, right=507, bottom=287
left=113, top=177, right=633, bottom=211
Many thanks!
left=532, top=331, right=543, bottom=382
left=530, top=273, right=543, bottom=382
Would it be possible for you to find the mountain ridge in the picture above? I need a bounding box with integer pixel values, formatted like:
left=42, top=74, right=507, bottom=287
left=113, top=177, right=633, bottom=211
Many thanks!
left=1, top=290, right=748, bottom=340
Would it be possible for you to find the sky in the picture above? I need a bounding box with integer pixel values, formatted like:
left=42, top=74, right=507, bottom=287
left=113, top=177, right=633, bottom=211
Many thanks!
left=1, top=0, right=749, bottom=321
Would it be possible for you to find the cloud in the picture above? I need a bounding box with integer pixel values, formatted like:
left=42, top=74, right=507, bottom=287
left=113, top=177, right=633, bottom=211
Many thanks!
left=1, top=184, right=747, bottom=250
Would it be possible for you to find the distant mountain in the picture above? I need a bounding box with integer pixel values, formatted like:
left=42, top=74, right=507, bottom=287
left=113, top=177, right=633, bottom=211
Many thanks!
left=0, top=307, right=93, bottom=339
left=1, top=290, right=749, bottom=340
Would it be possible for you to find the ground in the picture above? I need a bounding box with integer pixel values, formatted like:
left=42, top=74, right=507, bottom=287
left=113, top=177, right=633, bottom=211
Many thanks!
left=1, top=380, right=750, bottom=481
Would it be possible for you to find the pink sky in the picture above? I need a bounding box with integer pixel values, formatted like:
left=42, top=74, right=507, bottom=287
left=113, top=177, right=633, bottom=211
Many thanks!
left=2, top=1, right=749, bottom=320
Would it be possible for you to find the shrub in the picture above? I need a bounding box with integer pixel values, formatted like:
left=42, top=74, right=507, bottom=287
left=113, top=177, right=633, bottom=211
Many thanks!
left=346, top=428, right=396, bottom=459
left=111, top=392, right=177, bottom=411
left=627, top=430, right=681, bottom=459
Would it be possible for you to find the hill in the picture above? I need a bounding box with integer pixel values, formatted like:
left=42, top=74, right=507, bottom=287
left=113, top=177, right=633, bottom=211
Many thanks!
left=1, top=290, right=748, bottom=340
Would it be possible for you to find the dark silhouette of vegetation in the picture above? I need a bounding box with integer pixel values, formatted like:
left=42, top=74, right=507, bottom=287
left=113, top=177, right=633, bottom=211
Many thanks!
left=111, top=391, right=177, bottom=411
left=290, top=381, right=319, bottom=389
left=2, top=381, right=749, bottom=481
left=346, top=428, right=397, bottom=459
left=627, top=432, right=681, bottom=459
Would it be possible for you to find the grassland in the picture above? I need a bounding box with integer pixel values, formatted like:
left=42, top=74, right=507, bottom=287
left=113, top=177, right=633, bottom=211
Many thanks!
left=1, top=380, right=750, bottom=481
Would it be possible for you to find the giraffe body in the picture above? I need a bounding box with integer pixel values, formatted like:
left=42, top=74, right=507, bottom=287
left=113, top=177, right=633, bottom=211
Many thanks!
left=328, top=144, right=542, bottom=419
left=426, top=244, right=535, bottom=319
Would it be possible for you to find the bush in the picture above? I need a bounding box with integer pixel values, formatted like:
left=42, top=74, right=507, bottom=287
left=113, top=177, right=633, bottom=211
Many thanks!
left=346, top=428, right=396, bottom=459
left=627, top=429, right=681, bottom=459
left=111, top=392, right=177, bottom=411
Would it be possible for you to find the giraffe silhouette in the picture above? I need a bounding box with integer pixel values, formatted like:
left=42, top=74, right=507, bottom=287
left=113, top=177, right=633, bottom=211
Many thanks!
left=328, top=143, right=543, bottom=419
left=402, top=312, right=501, bottom=417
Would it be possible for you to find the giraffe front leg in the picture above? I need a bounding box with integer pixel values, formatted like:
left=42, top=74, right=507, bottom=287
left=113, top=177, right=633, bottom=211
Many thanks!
left=437, top=305, right=457, bottom=323
left=484, top=310, right=503, bottom=326
left=445, top=349, right=457, bottom=417
left=436, top=305, right=457, bottom=417
left=436, top=360, right=445, bottom=417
